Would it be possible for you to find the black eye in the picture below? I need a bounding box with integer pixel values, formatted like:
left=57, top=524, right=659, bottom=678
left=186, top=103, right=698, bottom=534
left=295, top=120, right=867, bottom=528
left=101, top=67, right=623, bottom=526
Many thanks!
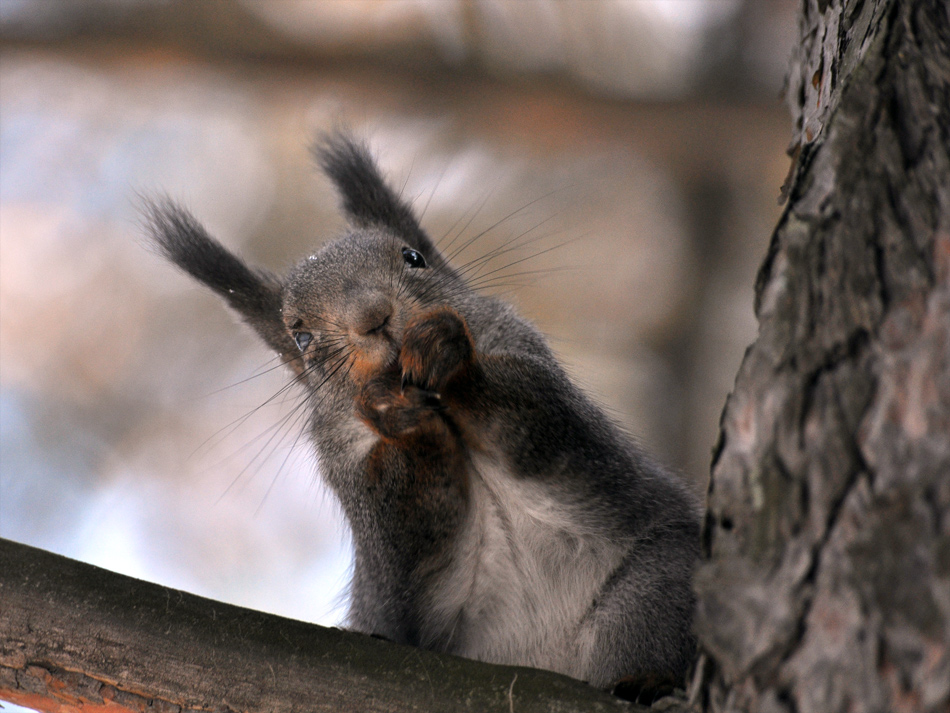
left=401, top=247, right=427, bottom=268
left=293, top=332, right=312, bottom=352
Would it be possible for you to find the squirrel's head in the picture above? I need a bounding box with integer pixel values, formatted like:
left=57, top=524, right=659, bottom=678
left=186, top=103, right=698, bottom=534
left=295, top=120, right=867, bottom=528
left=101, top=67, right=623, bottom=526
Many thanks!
left=145, top=133, right=465, bottom=387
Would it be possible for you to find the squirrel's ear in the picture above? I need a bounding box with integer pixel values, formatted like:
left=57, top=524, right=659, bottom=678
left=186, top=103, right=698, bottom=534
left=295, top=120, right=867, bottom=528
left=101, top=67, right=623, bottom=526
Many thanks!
left=312, top=132, right=440, bottom=260
left=143, top=199, right=301, bottom=372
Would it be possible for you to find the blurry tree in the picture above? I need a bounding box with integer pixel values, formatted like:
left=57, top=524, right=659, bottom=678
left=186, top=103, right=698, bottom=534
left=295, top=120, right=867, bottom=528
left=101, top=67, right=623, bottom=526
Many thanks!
left=1, top=0, right=948, bottom=712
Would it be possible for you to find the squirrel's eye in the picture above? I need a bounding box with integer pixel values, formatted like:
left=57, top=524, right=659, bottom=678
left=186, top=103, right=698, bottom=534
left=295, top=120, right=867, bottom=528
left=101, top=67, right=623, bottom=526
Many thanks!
left=293, top=331, right=312, bottom=352
left=401, top=247, right=427, bottom=269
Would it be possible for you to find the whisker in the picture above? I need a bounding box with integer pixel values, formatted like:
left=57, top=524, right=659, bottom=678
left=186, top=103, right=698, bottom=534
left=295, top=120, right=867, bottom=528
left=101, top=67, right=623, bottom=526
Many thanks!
left=417, top=161, right=448, bottom=224
left=193, top=344, right=350, bottom=456
left=438, top=189, right=495, bottom=253
left=196, top=353, right=306, bottom=399
left=443, top=189, right=560, bottom=264
left=251, top=394, right=320, bottom=515
left=214, top=343, right=355, bottom=503
left=212, top=400, right=309, bottom=505
left=449, top=218, right=564, bottom=286
left=464, top=235, right=581, bottom=286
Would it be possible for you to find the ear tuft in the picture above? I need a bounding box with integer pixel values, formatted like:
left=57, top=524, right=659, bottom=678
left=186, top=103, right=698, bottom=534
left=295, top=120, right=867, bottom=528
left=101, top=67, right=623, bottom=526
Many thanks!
left=143, top=198, right=274, bottom=312
left=142, top=197, right=296, bottom=362
left=312, top=132, right=433, bottom=252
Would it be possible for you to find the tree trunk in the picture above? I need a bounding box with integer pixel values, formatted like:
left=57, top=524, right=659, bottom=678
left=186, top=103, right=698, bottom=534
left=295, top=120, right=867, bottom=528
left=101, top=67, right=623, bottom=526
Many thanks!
left=693, top=1, right=950, bottom=712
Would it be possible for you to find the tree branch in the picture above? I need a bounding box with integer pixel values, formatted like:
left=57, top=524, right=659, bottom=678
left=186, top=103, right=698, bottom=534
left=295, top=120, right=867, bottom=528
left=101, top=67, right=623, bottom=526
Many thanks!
left=0, top=538, right=651, bottom=713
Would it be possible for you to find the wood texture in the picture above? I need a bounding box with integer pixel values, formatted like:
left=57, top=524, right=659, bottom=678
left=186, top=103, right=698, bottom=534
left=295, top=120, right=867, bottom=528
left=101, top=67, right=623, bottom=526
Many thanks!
left=693, top=1, right=950, bottom=711
left=0, top=538, right=648, bottom=713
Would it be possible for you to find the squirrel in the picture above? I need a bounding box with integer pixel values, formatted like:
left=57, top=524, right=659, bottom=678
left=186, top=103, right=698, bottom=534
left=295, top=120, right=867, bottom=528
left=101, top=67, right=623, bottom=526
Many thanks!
left=145, top=133, right=701, bottom=693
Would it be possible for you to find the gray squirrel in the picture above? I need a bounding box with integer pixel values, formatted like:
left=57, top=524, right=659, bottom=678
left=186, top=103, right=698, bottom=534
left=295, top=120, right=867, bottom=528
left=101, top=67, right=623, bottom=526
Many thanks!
left=145, top=133, right=700, bottom=693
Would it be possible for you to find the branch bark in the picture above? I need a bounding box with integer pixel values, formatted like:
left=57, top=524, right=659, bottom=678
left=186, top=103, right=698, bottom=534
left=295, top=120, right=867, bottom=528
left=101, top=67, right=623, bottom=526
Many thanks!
left=693, top=1, right=950, bottom=711
left=0, top=538, right=646, bottom=713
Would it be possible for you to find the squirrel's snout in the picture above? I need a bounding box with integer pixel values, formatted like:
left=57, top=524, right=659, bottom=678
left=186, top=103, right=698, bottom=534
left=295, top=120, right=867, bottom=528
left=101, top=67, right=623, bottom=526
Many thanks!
left=344, top=294, right=399, bottom=382
left=352, top=294, right=394, bottom=338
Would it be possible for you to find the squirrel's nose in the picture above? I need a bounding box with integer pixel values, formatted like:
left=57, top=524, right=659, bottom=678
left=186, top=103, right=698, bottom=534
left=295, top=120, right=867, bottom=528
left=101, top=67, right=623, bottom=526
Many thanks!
left=353, top=294, right=393, bottom=336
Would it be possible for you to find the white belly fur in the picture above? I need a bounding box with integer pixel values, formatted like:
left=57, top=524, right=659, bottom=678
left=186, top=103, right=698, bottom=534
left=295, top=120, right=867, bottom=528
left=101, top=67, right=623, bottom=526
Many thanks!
left=420, top=453, right=626, bottom=680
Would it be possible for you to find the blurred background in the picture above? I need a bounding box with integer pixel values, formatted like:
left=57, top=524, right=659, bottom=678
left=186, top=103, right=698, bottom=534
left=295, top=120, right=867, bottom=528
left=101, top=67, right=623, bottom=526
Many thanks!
left=0, top=0, right=796, bottom=669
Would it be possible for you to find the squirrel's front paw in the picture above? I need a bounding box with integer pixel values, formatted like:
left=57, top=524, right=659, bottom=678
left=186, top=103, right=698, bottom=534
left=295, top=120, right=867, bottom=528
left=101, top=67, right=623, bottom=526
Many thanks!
left=400, top=307, right=475, bottom=393
left=357, top=371, right=441, bottom=439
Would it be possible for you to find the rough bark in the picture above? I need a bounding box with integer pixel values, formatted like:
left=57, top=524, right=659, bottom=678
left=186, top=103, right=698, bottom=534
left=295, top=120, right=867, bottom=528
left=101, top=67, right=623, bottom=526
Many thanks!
left=0, top=538, right=649, bottom=713
left=693, top=1, right=950, bottom=712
